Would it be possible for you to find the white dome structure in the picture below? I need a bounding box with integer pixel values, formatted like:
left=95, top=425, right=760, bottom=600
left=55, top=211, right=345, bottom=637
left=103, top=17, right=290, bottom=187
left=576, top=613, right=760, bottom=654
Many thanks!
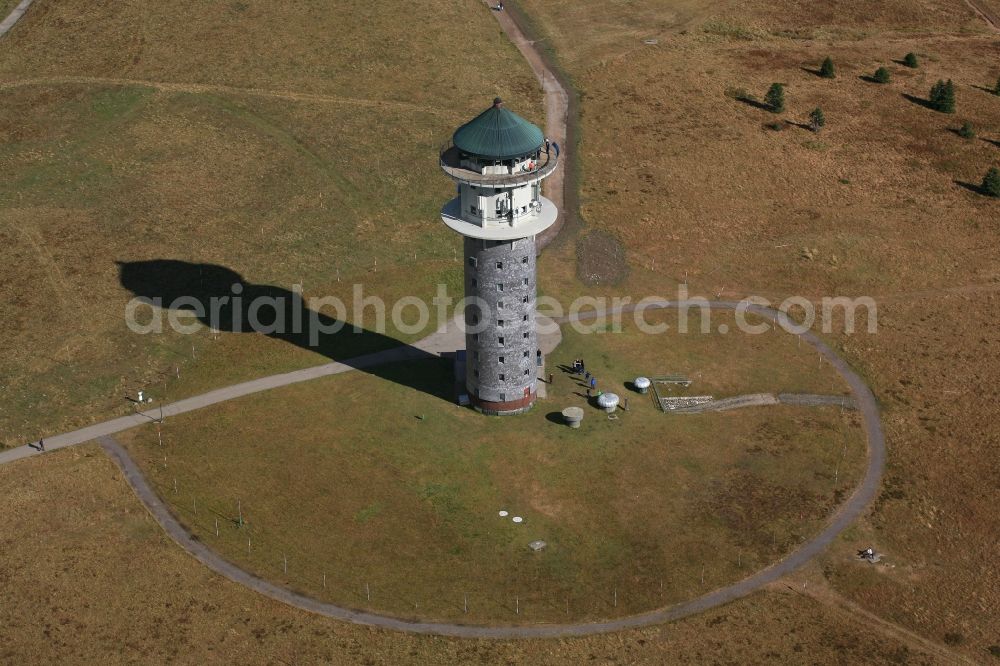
left=597, top=392, right=620, bottom=413
left=633, top=376, right=651, bottom=394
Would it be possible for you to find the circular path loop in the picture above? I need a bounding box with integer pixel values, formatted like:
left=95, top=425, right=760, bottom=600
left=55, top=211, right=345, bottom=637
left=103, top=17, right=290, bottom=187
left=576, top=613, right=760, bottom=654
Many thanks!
left=45, top=301, right=885, bottom=639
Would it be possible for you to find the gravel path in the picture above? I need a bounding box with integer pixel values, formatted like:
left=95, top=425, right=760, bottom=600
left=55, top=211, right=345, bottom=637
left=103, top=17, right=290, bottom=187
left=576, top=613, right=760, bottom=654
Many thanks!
left=0, top=0, right=35, bottom=39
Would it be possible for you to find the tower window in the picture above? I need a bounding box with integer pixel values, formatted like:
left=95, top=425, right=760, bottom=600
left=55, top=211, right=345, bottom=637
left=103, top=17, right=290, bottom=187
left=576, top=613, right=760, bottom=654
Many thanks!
left=523, top=315, right=528, bottom=322
left=497, top=283, right=504, bottom=292
left=470, top=205, right=478, bottom=215
left=496, top=261, right=503, bottom=269
left=522, top=296, right=528, bottom=303
left=498, top=336, right=505, bottom=346
left=498, top=320, right=504, bottom=327
left=523, top=278, right=529, bottom=286
left=497, top=301, right=503, bottom=309
left=499, top=373, right=505, bottom=381
left=498, top=355, right=505, bottom=364
left=523, top=350, right=529, bottom=358
left=522, top=332, right=529, bottom=339
left=468, top=257, right=477, bottom=268
left=524, top=369, right=530, bottom=376
left=522, top=256, right=528, bottom=264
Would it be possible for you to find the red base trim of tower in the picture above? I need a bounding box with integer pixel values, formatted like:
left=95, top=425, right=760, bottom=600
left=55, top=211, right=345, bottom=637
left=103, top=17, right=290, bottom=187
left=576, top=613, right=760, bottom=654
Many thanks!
left=471, top=392, right=537, bottom=416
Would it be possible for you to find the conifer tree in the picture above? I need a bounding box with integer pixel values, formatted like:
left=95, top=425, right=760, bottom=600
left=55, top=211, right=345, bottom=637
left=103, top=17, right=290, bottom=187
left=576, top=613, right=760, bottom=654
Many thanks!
left=765, top=83, right=785, bottom=113
left=983, top=167, right=1000, bottom=197
left=809, top=108, right=825, bottom=132
left=820, top=57, right=836, bottom=79
left=873, top=67, right=891, bottom=84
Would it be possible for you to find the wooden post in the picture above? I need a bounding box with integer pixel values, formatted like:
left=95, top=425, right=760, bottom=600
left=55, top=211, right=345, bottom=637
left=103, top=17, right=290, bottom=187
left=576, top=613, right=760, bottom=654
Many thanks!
left=366, top=582, right=371, bottom=601
left=283, top=554, right=287, bottom=574
left=515, top=596, right=519, bottom=615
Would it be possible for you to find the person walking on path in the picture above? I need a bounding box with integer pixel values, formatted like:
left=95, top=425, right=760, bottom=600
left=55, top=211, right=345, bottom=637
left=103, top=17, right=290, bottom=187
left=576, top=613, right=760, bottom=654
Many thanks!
left=38, top=438, right=44, bottom=451
left=548, top=373, right=553, bottom=384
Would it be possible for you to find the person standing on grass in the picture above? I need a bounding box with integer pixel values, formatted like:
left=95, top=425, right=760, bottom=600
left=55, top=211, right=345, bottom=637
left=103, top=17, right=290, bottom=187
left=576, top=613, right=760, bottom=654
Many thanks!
left=590, top=376, right=597, bottom=390
left=545, top=138, right=551, bottom=154
left=548, top=373, right=553, bottom=385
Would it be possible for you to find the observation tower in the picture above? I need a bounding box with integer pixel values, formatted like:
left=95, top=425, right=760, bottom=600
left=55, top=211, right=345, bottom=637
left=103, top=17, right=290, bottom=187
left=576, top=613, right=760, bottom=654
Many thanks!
left=439, top=97, right=560, bottom=415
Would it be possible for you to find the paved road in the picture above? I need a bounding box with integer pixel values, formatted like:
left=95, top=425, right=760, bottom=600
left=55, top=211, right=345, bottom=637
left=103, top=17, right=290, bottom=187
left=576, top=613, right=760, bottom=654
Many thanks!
left=89, top=299, right=884, bottom=639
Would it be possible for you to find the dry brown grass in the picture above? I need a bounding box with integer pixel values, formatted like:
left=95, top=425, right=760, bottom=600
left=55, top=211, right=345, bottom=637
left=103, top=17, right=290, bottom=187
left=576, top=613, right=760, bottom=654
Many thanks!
left=0, top=446, right=950, bottom=664
left=513, top=0, right=1000, bottom=658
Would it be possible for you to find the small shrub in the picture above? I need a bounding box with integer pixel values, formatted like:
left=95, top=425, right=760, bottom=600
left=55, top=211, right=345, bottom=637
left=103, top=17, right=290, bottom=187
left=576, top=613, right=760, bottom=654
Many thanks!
left=765, top=83, right=785, bottom=113
left=903, top=52, right=919, bottom=68
left=943, top=632, right=965, bottom=647
left=982, top=167, right=1000, bottom=197
left=873, top=67, right=891, bottom=84
left=958, top=121, right=975, bottom=139
left=765, top=120, right=785, bottom=131
left=820, top=56, right=836, bottom=79
left=809, top=107, right=825, bottom=132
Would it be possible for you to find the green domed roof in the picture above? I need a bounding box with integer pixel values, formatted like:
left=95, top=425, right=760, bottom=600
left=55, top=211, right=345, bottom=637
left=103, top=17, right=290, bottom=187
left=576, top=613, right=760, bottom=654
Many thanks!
left=453, top=98, right=544, bottom=160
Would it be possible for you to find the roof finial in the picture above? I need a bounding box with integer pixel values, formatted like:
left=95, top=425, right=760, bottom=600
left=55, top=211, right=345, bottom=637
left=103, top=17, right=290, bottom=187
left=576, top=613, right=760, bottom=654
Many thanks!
left=493, top=97, right=503, bottom=108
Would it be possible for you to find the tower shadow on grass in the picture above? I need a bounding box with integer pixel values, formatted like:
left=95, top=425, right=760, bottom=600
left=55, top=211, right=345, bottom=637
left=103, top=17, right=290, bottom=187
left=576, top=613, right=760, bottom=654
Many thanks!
left=983, top=137, right=1000, bottom=149
left=116, top=259, right=454, bottom=402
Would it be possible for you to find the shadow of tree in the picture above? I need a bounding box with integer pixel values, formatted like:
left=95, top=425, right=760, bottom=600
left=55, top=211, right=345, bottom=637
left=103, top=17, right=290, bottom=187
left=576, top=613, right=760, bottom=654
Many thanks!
left=117, top=259, right=453, bottom=401
left=735, top=96, right=773, bottom=112
left=983, top=137, right=1000, bottom=149
left=901, top=93, right=937, bottom=111
left=954, top=180, right=989, bottom=197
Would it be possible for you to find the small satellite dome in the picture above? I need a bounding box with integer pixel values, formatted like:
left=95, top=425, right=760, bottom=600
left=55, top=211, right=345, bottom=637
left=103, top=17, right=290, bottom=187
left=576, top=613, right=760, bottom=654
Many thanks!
left=499, top=510, right=509, bottom=517
left=512, top=516, right=524, bottom=524
left=597, top=392, right=620, bottom=413
left=634, top=377, right=651, bottom=393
